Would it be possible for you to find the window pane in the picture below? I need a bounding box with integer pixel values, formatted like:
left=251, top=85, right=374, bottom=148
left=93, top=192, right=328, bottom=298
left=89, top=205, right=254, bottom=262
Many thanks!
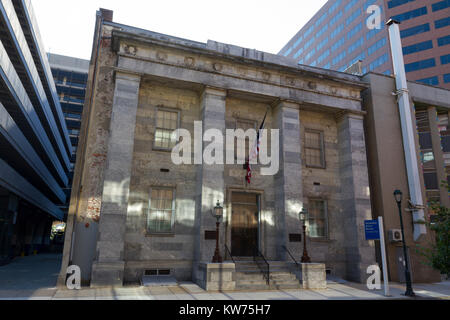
left=155, top=110, right=178, bottom=148
left=305, top=131, right=324, bottom=167
left=148, top=188, right=175, bottom=233
left=308, top=200, right=327, bottom=238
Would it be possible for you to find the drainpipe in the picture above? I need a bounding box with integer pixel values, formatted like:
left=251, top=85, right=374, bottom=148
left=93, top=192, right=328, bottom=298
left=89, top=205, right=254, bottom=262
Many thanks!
left=386, top=19, right=426, bottom=241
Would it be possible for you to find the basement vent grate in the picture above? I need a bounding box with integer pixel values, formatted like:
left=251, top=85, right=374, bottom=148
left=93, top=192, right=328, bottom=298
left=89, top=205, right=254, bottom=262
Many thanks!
left=144, top=269, right=171, bottom=276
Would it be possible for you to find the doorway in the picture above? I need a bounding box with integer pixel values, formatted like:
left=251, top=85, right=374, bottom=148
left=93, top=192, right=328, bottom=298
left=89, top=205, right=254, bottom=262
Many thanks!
left=231, top=192, right=259, bottom=257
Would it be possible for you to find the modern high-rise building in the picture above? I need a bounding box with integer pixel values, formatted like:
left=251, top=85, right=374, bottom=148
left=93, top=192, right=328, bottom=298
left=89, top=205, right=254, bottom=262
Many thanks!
left=279, top=0, right=450, bottom=89
left=0, top=0, right=72, bottom=264
left=48, top=53, right=89, bottom=219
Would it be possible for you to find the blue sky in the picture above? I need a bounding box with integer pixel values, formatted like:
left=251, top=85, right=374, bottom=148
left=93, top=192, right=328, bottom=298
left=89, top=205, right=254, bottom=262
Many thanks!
left=32, top=0, right=327, bottom=60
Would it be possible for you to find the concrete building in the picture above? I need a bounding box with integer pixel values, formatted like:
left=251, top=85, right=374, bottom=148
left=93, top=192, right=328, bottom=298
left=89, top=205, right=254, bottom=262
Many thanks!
left=59, top=9, right=446, bottom=289
left=279, top=0, right=450, bottom=89
left=48, top=53, right=89, bottom=220
left=0, top=0, right=72, bottom=264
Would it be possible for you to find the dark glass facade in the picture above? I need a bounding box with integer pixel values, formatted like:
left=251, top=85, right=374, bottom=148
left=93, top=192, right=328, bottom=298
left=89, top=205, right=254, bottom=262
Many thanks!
left=48, top=54, right=89, bottom=219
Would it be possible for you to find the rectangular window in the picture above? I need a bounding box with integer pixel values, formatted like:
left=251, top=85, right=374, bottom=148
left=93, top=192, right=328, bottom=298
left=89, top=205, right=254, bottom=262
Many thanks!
left=331, top=24, right=344, bottom=39
left=369, top=53, right=389, bottom=71
left=147, top=188, right=175, bottom=233
left=317, top=37, right=329, bottom=51
left=366, top=27, right=383, bottom=41
left=344, top=0, right=359, bottom=12
left=329, top=0, right=342, bottom=14
left=368, top=38, right=387, bottom=56
left=402, top=40, right=433, bottom=55
left=435, top=17, right=450, bottom=29
left=438, top=35, right=450, bottom=47
left=329, top=11, right=343, bottom=26
left=441, top=54, right=450, bottom=65
left=391, top=7, right=427, bottom=22
left=405, top=58, right=436, bottom=73
left=305, top=130, right=325, bottom=168
left=388, top=0, right=415, bottom=9
left=444, top=73, right=450, bottom=83
left=348, top=37, right=364, bottom=55
left=400, top=23, right=430, bottom=38
left=346, top=8, right=362, bottom=26
left=424, top=172, right=439, bottom=190
left=432, top=0, right=450, bottom=12
left=416, top=76, right=439, bottom=86
left=308, top=200, right=328, bottom=238
left=347, top=22, right=363, bottom=40
left=154, top=108, right=179, bottom=150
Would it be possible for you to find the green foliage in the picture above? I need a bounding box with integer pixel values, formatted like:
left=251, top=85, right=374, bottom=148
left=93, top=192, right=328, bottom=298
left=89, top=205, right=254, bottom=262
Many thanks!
left=416, top=182, right=450, bottom=278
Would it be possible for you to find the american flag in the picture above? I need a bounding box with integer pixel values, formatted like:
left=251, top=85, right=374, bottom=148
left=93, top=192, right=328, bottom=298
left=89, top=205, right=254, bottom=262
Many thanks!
left=246, top=111, right=268, bottom=184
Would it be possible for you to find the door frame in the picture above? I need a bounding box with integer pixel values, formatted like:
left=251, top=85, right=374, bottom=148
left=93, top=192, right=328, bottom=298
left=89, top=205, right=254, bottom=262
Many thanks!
left=225, top=187, right=264, bottom=257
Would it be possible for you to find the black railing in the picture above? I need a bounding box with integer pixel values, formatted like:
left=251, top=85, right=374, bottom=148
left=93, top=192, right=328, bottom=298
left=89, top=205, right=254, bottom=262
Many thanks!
left=282, top=245, right=300, bottom=268
left=224, top=244, right=235, bottom=263
left=253, top=246, right=270, bottom=285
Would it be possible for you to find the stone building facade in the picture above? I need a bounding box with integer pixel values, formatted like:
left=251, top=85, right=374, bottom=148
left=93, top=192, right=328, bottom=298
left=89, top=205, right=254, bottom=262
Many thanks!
left=59, top=9, right=379, bottom=287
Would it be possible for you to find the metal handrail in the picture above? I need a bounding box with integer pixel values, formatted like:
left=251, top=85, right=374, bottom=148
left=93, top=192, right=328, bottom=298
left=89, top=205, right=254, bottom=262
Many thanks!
left=224, top=244, right=235, bottom=263
left=282, top=245, right=300, bottom=268
left=253, top=246, right=270, bottom=285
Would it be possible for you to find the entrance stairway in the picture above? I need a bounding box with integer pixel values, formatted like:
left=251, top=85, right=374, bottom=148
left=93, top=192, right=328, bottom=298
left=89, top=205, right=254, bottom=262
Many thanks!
left=233, top=259, right=302, bottom=290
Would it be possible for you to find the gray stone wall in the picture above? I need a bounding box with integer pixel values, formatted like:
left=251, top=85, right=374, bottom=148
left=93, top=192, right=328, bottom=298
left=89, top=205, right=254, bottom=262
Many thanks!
left=64, top=19, right=376, bottom=286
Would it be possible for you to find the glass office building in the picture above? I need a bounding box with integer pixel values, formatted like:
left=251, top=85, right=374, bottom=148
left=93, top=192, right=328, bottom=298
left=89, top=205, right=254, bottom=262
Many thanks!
left=48, top=53, right=89, bottom=220
left=279, top=0, right=450, bottom=89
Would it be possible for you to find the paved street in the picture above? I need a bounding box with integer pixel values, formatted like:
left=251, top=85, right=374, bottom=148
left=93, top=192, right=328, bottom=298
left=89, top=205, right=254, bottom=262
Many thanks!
left=0, top=254, right=449, bottom=300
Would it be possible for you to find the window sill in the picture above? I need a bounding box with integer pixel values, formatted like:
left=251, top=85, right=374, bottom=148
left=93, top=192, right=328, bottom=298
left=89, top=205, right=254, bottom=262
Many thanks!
left=309, top=237, right=332, bottom=243
left=152, top=147, right=173, bottom=153
left=306, top=165, right=327, bottom=170
left=145, top=233, right=175, bottom=238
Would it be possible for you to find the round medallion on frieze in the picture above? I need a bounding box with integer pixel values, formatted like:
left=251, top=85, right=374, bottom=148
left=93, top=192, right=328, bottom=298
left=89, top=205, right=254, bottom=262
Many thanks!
left=213, top=63, right=223, bottom=72
left=184, top=57, right=195, bottom=67
left=156, top=51, right=168, bottom=61
left=307, top=81, right=317, bottom=90
left=124, top=45, right=137, bottom=56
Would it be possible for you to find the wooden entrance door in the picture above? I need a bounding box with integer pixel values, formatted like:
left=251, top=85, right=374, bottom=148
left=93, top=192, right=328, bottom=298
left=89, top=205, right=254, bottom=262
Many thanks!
left=231, top=193, right=259, bottom=257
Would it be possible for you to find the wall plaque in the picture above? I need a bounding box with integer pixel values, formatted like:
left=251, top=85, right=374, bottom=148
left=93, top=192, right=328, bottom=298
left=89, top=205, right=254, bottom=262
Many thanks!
left=205, top=230, right=217, bottom=240
left=289, top=233, right=302, bottom=242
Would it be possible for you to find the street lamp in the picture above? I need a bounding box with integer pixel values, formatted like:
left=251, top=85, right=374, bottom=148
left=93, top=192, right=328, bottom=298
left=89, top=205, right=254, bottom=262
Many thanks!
left=393, top=190, right=415, bottom=297
left=211, top=201, right=223, bottom=263
left=299, top=208, right=311, bottom=263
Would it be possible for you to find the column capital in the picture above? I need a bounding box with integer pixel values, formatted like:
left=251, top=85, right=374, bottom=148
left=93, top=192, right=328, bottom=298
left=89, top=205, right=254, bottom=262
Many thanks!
left=202, top=86, right=227, bottom=98
left=275, top=100, right=301, bottom=110
left=114, top=70, right=141, bottom=83
left=335, top=110, right=366, bottom=122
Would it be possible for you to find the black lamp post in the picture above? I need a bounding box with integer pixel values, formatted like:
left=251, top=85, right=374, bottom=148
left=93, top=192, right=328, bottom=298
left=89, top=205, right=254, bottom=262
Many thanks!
left=394, top=190, right=415, bottom=297
left=211, top=201, right=223, bottom=263
left=299, top=208, right=311, bottom=263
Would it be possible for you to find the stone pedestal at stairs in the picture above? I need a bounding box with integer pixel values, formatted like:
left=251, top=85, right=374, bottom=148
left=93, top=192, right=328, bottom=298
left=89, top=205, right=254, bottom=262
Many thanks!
left=196, top=262, right=236, bottom=291
left=301, top=263, right=327, bottom=289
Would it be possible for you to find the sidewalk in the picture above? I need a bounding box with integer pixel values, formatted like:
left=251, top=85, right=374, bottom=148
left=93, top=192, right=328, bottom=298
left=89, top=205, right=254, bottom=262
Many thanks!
left=0, top=254, right=449, bottom=300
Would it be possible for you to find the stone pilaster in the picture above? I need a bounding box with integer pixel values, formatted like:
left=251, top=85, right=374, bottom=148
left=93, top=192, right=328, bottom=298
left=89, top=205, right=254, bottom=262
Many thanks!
left=90, top=72, right=141, bottom=287
left=273, top=101, right=303, bottom=261
left=193, top=87, right=226, bottom=281
left=427, top=107, right=450, bottom=207
left=337, top=113, right=375, bottom=283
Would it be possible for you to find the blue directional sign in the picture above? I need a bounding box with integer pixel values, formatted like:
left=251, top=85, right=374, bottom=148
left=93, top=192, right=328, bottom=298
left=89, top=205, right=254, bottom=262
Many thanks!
left=365, top=220, right=380, bottom=240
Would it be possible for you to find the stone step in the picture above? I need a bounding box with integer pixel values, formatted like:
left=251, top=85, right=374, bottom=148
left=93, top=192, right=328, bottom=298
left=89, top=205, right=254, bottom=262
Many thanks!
left=236, top=282, right=302, bottom=291
left=236, top=272, right=297, bottom=280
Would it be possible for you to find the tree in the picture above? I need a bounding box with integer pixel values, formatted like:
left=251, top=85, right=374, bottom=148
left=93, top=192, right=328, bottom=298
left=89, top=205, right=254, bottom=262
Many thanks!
left=416, top=183, right=450, bottom=279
